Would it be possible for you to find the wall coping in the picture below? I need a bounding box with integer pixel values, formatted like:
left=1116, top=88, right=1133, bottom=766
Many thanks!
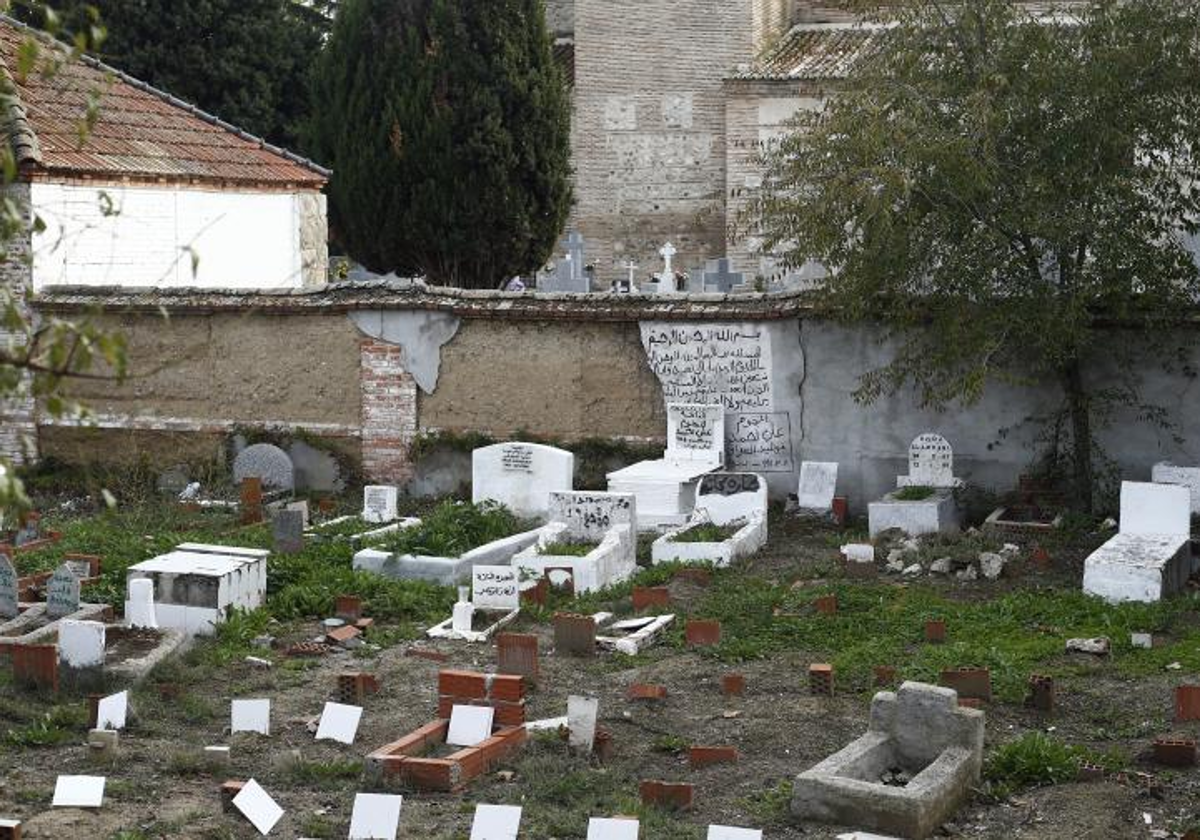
left=33, top=280, right=822, bottom=322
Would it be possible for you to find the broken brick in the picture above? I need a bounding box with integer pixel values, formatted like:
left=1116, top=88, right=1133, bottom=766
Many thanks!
left=553, top=613, right=596, bottom=657
left=1152, top=737, right=1197, bottom=767
left=721, top=673, right=745, bottom=697
left=627, top=683, right=667, bottom=702
left=239, top=478, right=263, bottom=525
left=813, top=595, right=837, bottom=616
left=326, top=625, right=362, bottom=646
left=688, top=745, right=738, bottom=769
left=1175, top=685, right=1200, bottom=722
left=924, top=619, right=946, bottom=644
left=941, top=667, right=992, bottom=702
left=220, top=780, right=246, bottom=813
left=632, top=586, right=671, bottom=611
left=496, top=633, right=539, bottom=682
left=594, top=728, right=614, bottom=763
left=639, top=780, right=693, bottom=811
left=809, top=663, right=834, bottom=696
left=11, top=644, right=57, bottom=693
left=685, top=619, right=721, bottom=647
left=355, top=617, right=375, bottom=633
left=873, top=665, right=897, bottom=687
left=1026, top=674, right=1055, bottom=712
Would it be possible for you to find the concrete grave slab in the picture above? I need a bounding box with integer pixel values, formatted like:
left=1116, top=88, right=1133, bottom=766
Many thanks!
left=473, top=443, right=574, bottom=520
left=126, top=544, right=268, bottom=636
left=349, top=792, right=403, bottom=840
left=568, top=694, right=599, bottom=752
left=1084, top=482, right=1192, bottom=603
left=1152, top=462, right=1200, bottom=514
left=792, top=682, right=984, bottom=839
left=447, top=704, right=494, bottom=747
left=315, top=701, right=363, bottom=745
left=231, top=699, right=271, bottom=736
left=52, top=775, right=105, bottom=808
left=470, top=803, right=523, bottom=840
left=869, top=490, right=960, bottom=538
left=232, top=779, right=284, bottom=835
left=653, top=473, right=768, bottom=567
left=514, top=492, right=638, bottom=593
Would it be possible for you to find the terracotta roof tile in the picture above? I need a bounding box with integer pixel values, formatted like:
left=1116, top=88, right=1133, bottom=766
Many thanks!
left=734, top=24, right=886, bottom=81
left=0, top=15, right=328, bottom=187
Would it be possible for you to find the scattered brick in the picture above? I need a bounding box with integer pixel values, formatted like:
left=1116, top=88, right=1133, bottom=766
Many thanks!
left=86, top=693, right=102, bottom=729
left=335, top=595, right=363, bottom=622
left=367, top=719, right=527, bottom=792
left=286, top=641, right=332, bottom=657
left=675, top=568, right=711, bottom=587
left=317, top=498, right=337, bottom=514
left=554, top=612, right=596, bottom=656
left=520, top=578, right=547, bottom=606
left=685, top=619, right=721, bottom=647
left=924, top=619, right=946, bottom=644
left=438, top=670, right=488, bottom=699
left=1152, top=737, right=1197, bottom=767
left=496, top=633, right=539, bottom=682
left=1031, top=546, right=1052, bottom=570
left=220, top=780, right=246, bottom=813
left=1026, top=674, right=1055, bottom=712
left=1175, top=685, right=1200, bottom=722
left=721, top=673, right=745, bottom=696
left=11, top=644, right=57, bottom=693
left=831, top=496, right=848, bottom=526
left=689, top=745, right=738, bottom=769
left=337, top=672, right=381, bottom=705
left=0, top=818, right=21, bottom=839
left=627, top=683, right=667, bottom=702
left=1077, top=762, right=1106, bottom=782
left=809, top=663, right=834, bottom=696
left=814, top=595, right=837, bottom=616
left=594, top=728, right=614, bottom=763
left=941, top=667, right=992, bottom=702
left=406, top=647, right=450, bottom=663
left=326, top=625, right=362, bottom=647
left=239, top=478, right=263, bottom=525
left=873, top=666, right=897, bottom=687
left=639, top=780, right=694, bottom=810
left=632, top=586, right=670, bottom=611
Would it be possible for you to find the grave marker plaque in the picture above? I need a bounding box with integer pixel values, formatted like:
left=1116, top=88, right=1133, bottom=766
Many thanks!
left=363, top=486, right=398, bottom=524
left=0, top=553, right=18, bottom=619
left=500, top=445, right=534, bottom=475
left=46, top=564, right=80, bottom=619
left=797, top=462, right=838, bottom=511
left=904, top=433, right=955, bottom=487
left=472, top=566, right=520, bottom=611
left=272, top=510, right=305, bottom=555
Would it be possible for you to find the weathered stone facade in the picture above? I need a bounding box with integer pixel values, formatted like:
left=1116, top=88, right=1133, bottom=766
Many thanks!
left=0, top=182, right=38, bottom=467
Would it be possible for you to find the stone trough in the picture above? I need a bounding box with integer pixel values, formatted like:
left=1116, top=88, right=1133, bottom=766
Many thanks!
left=792, top=681, right=984, bottom=839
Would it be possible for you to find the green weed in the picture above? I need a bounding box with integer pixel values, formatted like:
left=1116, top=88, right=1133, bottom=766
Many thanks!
left=983, top=732, right=1124, bottom=799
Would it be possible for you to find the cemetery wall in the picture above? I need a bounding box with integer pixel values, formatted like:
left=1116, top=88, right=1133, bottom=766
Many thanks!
left=0, top=182, right=38, bottom=467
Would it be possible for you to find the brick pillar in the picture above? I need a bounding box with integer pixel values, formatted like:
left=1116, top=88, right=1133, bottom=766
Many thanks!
left=0, top=183, right=38, bottom=468
left=360, top=338, right=418, bottom=484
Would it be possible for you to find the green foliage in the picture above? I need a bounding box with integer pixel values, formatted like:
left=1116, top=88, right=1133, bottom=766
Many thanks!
left=308, top=0, right=572, bottom=287
left=538, top=540, right=597, bottom=557
left=756, top=0, right=1200, bottom=511
left=670, top=522, right=738, bottom=543
left=380, top=500, right=530, bottom=557
left=983, top=732, right=1123, bottom=799
left=5, top=704, right=87, bottom=748
left=893, top=486, right=937, bottom=502
left=17, top=0, right=328, bottom=149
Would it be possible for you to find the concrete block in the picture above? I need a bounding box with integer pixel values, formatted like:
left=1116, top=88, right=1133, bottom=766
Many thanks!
left=868, top=490, right=960, bottom=538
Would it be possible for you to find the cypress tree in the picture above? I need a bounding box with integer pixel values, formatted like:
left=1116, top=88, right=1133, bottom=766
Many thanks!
left=308, top=0, right=572, bottom=288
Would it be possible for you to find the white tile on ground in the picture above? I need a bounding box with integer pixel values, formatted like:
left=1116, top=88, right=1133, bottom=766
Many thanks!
left=314, top=701, right=363, bottom=745
left=231, top=698, right=271, bottom=735
left=348, top=792, right=404, bottom=839
left=232, top=778, right=284, bottom=835
left=587, top=817, right=639, bottom=840
left=708, top=826, right=763, bottom=840
left=470, top=803, right=523, bottom=840
left=96, top=690, right=128, bottom=730
left=446, top=704, right=494, bottom=747
left=52, top=775, right=105, bottom=808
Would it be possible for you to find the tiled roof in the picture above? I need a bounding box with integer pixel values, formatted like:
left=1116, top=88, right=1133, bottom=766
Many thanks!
left=0, top=15, right=328, bottom=187
left=734, top=24, right=886, bottom=81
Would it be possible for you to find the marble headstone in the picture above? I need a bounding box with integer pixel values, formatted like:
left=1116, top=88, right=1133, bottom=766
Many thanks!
left=898, top=434, right=957, bottom=488
left=233, top=443, right=295, bottom=492
left=47, top=564, right=81, bottom=619
left=472, top=443, right=574, bottom=520
left=0, top=553, right=17, bottom=619
left=797, top=461, right=839, bottom=511
left=547, top=492, right=636, bottom=543
left=363, top=485, right=399, bottom=524
left=667, top=404, right=725, bottom=466
left=471, top=565, right=520, bottom=611
left=696, top=473, right=767, bottom=526
left=272, top=509, right=305, bottom=555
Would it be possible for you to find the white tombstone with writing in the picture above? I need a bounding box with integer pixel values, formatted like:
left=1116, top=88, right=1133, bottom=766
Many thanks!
left=471, top=565, right=520, bottom=611
left=58, top=620, right=106, bottom=670
left=608, top=403, right=725, bottom=529
left=797, top=461, right=839, bottom=512
left=653, top=473, right=769, bottom=567
left=0, top=553, right=17, bottom=620
left=472, top=443, right=574, bottom=520
left=514, top=492, right=638, bottom=593
left=897, top=434, right=961, bottom=489
left=363, top=486, right=399, bottom=524
left=695, top=473, right=768, bottom=527
left=1084, top=481, right=1193, bottom=603
left=47, top=564, right=81, bottom=619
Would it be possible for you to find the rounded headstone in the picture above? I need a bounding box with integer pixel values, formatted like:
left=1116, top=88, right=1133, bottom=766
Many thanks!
left=126, top=578, right=158, bottom=630
left=233, top=444, right=295, bottom=492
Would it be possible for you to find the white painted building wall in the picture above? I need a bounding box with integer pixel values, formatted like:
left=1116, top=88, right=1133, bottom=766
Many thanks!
left=31, top=182, right=320, bottom=291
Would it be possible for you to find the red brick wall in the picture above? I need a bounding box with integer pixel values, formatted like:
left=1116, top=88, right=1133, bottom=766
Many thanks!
left=360, top=338, right=418, bottom=484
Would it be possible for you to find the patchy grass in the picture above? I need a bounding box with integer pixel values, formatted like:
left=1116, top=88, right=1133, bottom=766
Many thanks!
left=538, top=541, right=599, bottom=556
left=379, top=500, right=532, bottom=557
left=4, top=703, right=88, bottom=748
left=893, top=486, right=938, bottom=501
left=983, top=732, right=1124, bottom=799
left=670, top=523, right=738, bottom=543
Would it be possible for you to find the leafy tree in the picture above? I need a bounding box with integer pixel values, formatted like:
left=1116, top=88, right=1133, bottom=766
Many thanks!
left=308, top=0, right=572, bottom=288
left=755, top=0, right=1200, bottom=512
left=0, top=8, right=127, bottom=517
left=14, top=0, right=327, bottom=149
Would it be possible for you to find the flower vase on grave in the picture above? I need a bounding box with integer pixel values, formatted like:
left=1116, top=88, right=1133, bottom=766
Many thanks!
left=452, top=586, right=474, bottom=633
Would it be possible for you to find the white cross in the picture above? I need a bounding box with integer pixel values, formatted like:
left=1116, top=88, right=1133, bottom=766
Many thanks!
left=658, top=242, right=677, bottom=276
left=623, top=260, right=638, bottom=285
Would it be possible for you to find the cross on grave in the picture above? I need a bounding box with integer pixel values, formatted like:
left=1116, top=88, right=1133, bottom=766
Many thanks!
left=659, top=242, right=677, bottom=276
left=563, top=231, right=586, bottom=280
left=702, top=258, right=745, bottom=294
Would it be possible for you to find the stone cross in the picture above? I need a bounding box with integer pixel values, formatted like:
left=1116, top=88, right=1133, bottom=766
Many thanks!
left=624, top=260, right=637, bottom=285
left=703, top=258, right=745, bottom=294
left=658, top=242, right=677, bottom=276
left=563, top=231, right=586, bottom=280
left=47, top=563, right=81, bottom=619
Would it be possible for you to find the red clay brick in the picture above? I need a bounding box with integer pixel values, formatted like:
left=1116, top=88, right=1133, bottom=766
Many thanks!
left=594, top=728, right=614, bottom=763
left=873, top=665, right=897, bottom=687
left=721, top=673, right=745, bottom=696
left=814, top=595, right=837, bottom=616
left=0, top=818, right=21, bottom=839
left=809, top=663, right=834, bottom=696
left=220, top=780, right=245, bottom=813
left=335, top=595, right=363, bottom=622
left=925, top=619, right=946, bottom=643
left=326, top=625, right=361, bottom=645
left=1026, top=674, right=1055, bottom=712
left=337, top=672, right=380, bottom=705
left=11, top=644, right=57, bottom=693
left=675, top=568, right=711, bottom=587
left=627, top=683, right=667, bottom=701
left=689, top=745, right=738, bottom=769
left=831, top=496, right=848, bottom=526
left=355, top=617, right=375, bottom=632
left=1031, top=546, right=1052, bottom=570
left=941, top=667, right=992, bottom=702
left=488, top=673, right=525, bottom=703
left=554, top=613, right=596, bottom=656
left=439, top=670, right=488, bottom=699
left=685, top=619, right=721, bottom=647
left=632, top=586, right=671, bottom=611
left=1175, top=685, right=1200, bottom=722
left=1153, top=737, right=1197, bottom=767
left=240, top=478, right=263, bottom=525
left=640, top=780, right=693, bottom=810
left=496, top=633, right=539, bottom=682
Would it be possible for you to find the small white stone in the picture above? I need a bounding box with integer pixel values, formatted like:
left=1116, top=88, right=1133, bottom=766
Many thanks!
left=979, top=552, right=1006, bottom=580
left=957, top=565, right=978, bottom=581
left=1066, top=637, right=1110, bottom=656
left=929, top=557, right=952, bottom=575
left=1130, top=632, right=1153, bottom=649
left=902, top=563, right=922, bottom=577
left=1000, top=543, right=1020, bottom=558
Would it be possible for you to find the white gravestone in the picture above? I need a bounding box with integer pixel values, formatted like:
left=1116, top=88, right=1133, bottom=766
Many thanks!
left=126, top=578, right=157, bottom=629
left=667, top=404, right=725, bottom=467
left=472, top=566, right=520, bottom=611
left=349, top=793, right=404, bottom=840
left=231, top=699, right=271, bottom=736
left=0, top=553, right=17, bottom=620
left=1083, top=482, right=1192, bottom=603
left=695, top=473, right=768, bottom=526
left=47, top=564, right=81, bottom=619
left=363, top=486, right=399, bottom=524
left=470, top=804, right=523, bottom=840
left=568, top=694, right=599, bottom=752
left=447, top=705, right=494, bottom=747
left=472, top=443, right=575, bottom=520
left=232, top=779, right=284, bottom=835
left=233, top=443, right=294, bottom=492
left=52, top=775, right=105, bottom=808
left=897, top=434, right=959, bottom=489
left=547, top=493, right=636, bottom=543
left=315, top=701, right=363, bottom=745
left=588, top=818, right=640, bottom=840
left=96, top=691, right=128, bottom=730
left=1152, top=463, right=1200, bottom=514
left=708, top=828, right=763, bottom=840
left=58, top=620, right=106, bottom=669
left=797, top=461, right=839, bottom=511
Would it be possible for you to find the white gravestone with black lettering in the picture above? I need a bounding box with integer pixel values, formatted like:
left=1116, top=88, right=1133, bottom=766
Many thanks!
left=471, top=565, right=520, bottom=611
left=653, top=473, right=769, bottom=566
left=472, top=443, right=574, bottom=520
left=796, top=462, right=838, bottom=513
left=362, top=486, right=398, bottom=524
left=897, top=434, right=960, bottom=489
left=0, top=553, right=18, bottom=620
left=514, top=492, right=639, bottom=593
left=869, top=434, right=962, bottom=537
left=47, top=564, right=81, bottom=619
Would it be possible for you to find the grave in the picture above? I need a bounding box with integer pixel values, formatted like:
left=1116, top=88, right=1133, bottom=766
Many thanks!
left=427, top=566, right=522, bottom=642
left=539, top=231, right=591, bottom=293
left=271, top=509, right=305, bottom=554
left=471, top=804, right=522, bottom=840
left=232, top=443, right=295, bottom=492
left=57, top=619, right=105, bottom=686
left=231, top=779, right=284, bottom=835
left=796, top=461, right=839, bottom=515
left=792, top=682, right=984, bottom=839
left=694, top=258, right=745, bottom=294
left=513, top=492, right=638, bottom=593
left=868, top=435, right=963, bottom=538
left=1152, top=462, right=1200, bottom=515
left=472, top=442, right=575, bottom=520
left=607, top=404, right=725, bottom=530
left=1083, top=481, right=1193, bottom=603
left=651, top=473, right=768, bottom=566
left=47, top=564, right=80, bottom=619
left=125, top=544, right=269, bottom=636
left=363, top=485, right=399, bottom=524
left=0, top=554, right=17, bottom=620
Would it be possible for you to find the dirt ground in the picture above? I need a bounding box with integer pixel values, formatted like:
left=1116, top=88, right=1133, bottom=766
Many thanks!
left=0, top=507, right=1197, bottom=839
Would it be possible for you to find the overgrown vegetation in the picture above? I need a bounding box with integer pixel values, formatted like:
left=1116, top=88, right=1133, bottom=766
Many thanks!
left=538, top=541, right=597, bottom=557
left=379, top=500, right=531, bottom=557
left=983, top=732, right=1124, bottom=799
left=670, top=522, right=738, bottom=543
left=893, top=486, right=937, bottom=502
